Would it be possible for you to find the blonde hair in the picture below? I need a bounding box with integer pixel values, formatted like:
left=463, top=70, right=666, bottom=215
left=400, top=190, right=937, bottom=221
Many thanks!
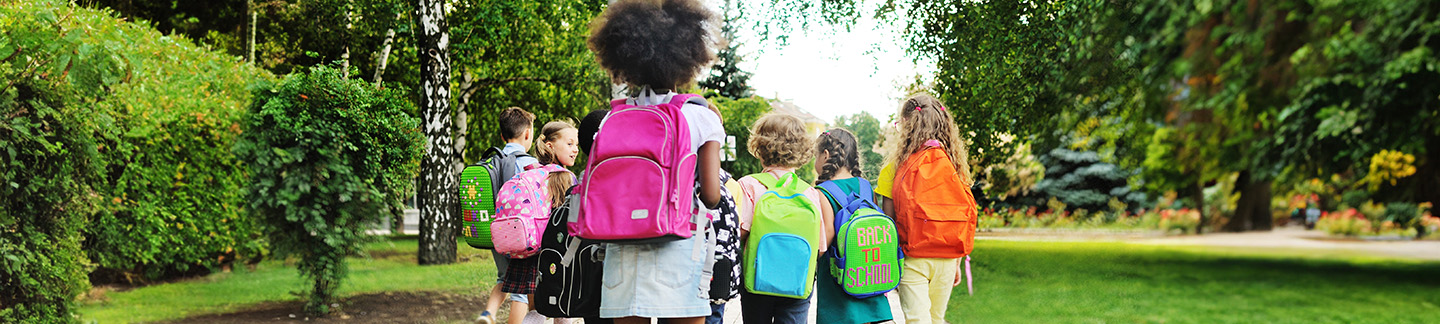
left=887, top=94, right=972, bottom=184
left=747, top=113, right=813, bottom=168
left=535, top=120, right=577, bottom=165
left=535, top=120, right=577, bottom=206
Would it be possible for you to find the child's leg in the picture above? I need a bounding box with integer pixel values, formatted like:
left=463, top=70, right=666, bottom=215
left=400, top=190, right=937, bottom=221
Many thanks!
left=506, top=294, right=530, bottom=324
left=926, top=259, right=959, bottom=324
left=772, top=295, right=810, bottom=324
left=739, top=291, right=776, bottom=324
left=488, top=252, right=512, bottom=314
left=898, top=258, right=936, bottom=324
left=704, top=302, right=725, bottom=324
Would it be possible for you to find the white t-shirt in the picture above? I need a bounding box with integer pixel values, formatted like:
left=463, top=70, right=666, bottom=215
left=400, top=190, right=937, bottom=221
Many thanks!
left=625, top=92, right=726, bottom=151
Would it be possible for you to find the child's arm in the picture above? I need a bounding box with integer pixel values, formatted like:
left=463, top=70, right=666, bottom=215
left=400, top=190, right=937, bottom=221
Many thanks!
left=820, top=197, right=835, bottom=247
left=882, top=196, right=895, bottom=218
left=697, top=142, right=722, bottom=209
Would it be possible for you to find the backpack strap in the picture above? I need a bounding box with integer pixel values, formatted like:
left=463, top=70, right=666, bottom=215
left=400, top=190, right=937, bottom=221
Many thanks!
left=751, top=172, right=782, bottom=190
left=816, top=181, right=851, bottom=209
left=669, top=93, right=708, bottom=108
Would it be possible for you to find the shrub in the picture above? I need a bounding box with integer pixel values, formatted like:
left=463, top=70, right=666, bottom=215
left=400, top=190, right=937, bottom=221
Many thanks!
left=76, top=5, right=272, bottom=282
left=1318, top=209, right=1369, bottom=237
left=234, top=65, right=423, bottom=315
left=1, top=1, right=127, bottom=321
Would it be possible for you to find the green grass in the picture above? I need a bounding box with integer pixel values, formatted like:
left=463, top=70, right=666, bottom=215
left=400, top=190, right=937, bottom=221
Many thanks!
left=947, top=240, right=1440, bottom=323
left=80, top=238, right=498, bottom=323
left=81, top=237, right=1440, bottom=323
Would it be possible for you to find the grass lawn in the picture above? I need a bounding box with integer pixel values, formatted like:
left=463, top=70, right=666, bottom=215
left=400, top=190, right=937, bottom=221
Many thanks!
left=81, top=237, right=1440, bottom=323
left=948, top=240, right=1440, bottom=323
left=80, top=238, right=497, bottom=323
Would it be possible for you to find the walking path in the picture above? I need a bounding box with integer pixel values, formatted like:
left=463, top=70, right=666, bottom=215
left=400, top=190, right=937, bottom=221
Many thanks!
left=982, top=226, right=1440, bottom=261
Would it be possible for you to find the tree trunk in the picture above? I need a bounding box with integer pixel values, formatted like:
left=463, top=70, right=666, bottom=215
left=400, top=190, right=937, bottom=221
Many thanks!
left=1190, top=181, right=1206, bottom=235
left=341, top=0, right=354, bottom=78
left=247, top=0, right=256, bottom=63
left=1225, top=170, right=1274, bottom=232
left=373, top=27, right=397, bottom=88
left=416, top=0, right=456, bottom=265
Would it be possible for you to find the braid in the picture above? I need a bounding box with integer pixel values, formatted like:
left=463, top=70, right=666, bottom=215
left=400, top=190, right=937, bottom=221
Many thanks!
left=816, top=128, right=863, bottom=182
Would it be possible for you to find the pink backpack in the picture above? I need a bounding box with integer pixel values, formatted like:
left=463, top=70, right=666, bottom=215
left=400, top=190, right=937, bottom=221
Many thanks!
left=572, top=93, right=708, bottom=243
left=492, top=164, right=573, bottom=258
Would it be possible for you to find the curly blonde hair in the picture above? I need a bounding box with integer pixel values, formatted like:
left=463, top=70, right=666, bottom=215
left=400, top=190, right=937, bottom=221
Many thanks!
left=747, top=113, right=813, bottom=168
left=887, top=93, right=972, bottom=185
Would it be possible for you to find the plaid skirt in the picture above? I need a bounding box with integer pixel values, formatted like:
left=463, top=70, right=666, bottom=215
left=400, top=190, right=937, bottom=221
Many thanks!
left=501, top=256, right=539, bottom=294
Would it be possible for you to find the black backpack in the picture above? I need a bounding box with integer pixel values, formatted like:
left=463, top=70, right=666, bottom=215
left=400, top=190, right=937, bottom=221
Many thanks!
left=534, top=187, right=604, bottom=318
left=704, top=170, right=741, bottom=302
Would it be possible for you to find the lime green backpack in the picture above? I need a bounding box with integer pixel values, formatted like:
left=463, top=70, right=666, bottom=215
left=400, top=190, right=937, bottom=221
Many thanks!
left=817, top=179, right=903, bottom=298
left=743, top=172, right=822, bottom=299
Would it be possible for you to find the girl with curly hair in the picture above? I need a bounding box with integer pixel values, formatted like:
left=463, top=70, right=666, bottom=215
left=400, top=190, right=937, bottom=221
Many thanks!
left=586, top=1, right=724, bottom=323
left=874, top=93, right=975, bottom=324
left=733, top=113, right=825, bottom=324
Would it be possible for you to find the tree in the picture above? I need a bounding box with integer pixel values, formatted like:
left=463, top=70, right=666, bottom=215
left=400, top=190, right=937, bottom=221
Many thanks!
left=832, top=111, right=884, bottom=182
left=699, top=0, right=754, bottom=100
left=710, top=95, right=774, bottom=177
left=448, top=0, right=610, bottom=165
left=415, top=0, right=454, bottom=265
left=1278, top=0, right=1440, bottom=208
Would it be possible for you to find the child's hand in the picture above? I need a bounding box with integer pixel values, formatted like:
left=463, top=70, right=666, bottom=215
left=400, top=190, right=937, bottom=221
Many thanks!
left=952, top=258, right=964, bottom=286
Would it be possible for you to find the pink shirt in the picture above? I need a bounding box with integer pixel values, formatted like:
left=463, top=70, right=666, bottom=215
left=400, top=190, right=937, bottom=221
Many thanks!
left=735, top=170, right=827, bottom=253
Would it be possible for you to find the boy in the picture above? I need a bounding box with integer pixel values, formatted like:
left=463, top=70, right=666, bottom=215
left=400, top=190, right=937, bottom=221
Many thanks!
left=478, top=107, right=539, bottom=324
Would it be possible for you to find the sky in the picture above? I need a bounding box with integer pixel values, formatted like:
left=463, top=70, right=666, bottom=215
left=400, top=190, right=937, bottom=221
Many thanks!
left=714, top=0, right=937, bottom=124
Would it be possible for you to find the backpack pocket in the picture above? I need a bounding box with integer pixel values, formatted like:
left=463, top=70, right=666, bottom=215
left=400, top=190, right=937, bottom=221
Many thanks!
left=578, top=156, right=669, bottom=241
left=752, top=233, right=813, bottom=298
left=492, top=218, right=539, bottom=258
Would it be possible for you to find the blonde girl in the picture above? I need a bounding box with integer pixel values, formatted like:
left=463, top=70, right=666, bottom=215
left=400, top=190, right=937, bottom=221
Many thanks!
left=875, top=94, right=972, bottom=324
left=502, top=120, right=580, bottom=324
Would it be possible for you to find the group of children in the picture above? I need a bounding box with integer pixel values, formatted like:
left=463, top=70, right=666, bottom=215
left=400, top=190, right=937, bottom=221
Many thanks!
left=474, top=1, right=977, bottom=324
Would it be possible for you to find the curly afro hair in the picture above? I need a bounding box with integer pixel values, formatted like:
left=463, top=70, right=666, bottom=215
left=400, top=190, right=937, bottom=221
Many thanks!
left=588, top=0, right=718, bottom=89
left=748, top=113, right=814, bottom=168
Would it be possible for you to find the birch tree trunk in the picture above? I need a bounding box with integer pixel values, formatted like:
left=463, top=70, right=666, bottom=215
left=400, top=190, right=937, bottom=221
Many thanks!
left=374, top=26, right=397, bottom=87
left=247, top=0, right=256, bottom=63
left=416, top=0, right=456, bottom=265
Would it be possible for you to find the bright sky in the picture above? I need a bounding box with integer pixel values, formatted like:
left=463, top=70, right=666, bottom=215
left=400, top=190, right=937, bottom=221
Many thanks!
left=716, top=0, right=937, bottom=124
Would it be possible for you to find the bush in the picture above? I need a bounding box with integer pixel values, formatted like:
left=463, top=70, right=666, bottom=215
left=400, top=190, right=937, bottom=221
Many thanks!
left=1, top=1, right=132, bottom=321
left=234, top=65, right=422, bottom=315
left=75, top=5, right=272, bottom=282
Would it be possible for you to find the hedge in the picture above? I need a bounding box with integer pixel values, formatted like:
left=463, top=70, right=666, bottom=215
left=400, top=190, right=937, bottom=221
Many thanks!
left=2, top=1, right=272, bottom=321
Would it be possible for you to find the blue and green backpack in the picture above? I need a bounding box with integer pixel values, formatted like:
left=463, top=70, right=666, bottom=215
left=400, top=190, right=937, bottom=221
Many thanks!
left=817, top=178, right=903, bottom=298
left=743, top=172, right=822, bottom=299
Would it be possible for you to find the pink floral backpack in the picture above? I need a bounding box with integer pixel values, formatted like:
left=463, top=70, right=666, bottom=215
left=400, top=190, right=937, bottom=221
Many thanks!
left=492, top=164, right=573, bottom=258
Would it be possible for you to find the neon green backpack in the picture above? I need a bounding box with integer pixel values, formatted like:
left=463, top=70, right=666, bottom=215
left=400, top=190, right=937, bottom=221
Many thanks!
left=817, top=179, right=903, bottom=298
left=743, top=172, right=822, bottom=299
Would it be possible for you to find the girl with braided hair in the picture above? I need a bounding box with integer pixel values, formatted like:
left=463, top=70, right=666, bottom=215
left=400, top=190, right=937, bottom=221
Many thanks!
left=813, top=128, right=895, bottom=324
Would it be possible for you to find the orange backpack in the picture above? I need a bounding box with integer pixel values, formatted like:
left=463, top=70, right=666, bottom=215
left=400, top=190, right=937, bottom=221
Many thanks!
left=892, top=140, right=977, bottom=259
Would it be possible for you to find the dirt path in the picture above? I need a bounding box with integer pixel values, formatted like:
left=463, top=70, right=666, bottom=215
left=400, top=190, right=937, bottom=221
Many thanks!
left=981, top=226, right=1440, bottom=261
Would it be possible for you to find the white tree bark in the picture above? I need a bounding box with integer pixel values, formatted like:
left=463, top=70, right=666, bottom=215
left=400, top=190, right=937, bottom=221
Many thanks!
left=416, top=0, right=456, bottom=265
left=373, top=26, right=397, bottom=87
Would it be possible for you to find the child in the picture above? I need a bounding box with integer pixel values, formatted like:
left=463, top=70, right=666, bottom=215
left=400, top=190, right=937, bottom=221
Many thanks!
left=813, top=128, right=894, bottom=324
left=735, top=113, right=825, bottom=324
left=875, top=94, right=975, bottom=324
left=480, top=107, right=542, bottom=324
left=587, top=1, right=725, bottom=323
left=502, top=120, right=580, bottom=324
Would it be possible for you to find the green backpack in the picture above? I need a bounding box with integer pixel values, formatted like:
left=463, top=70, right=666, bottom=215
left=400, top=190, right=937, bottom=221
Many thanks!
left=743, top=172, right=822, bottom=299
left=458, top=147, right=531, bottom=249
left=817, top=179, right=903, bottom=298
